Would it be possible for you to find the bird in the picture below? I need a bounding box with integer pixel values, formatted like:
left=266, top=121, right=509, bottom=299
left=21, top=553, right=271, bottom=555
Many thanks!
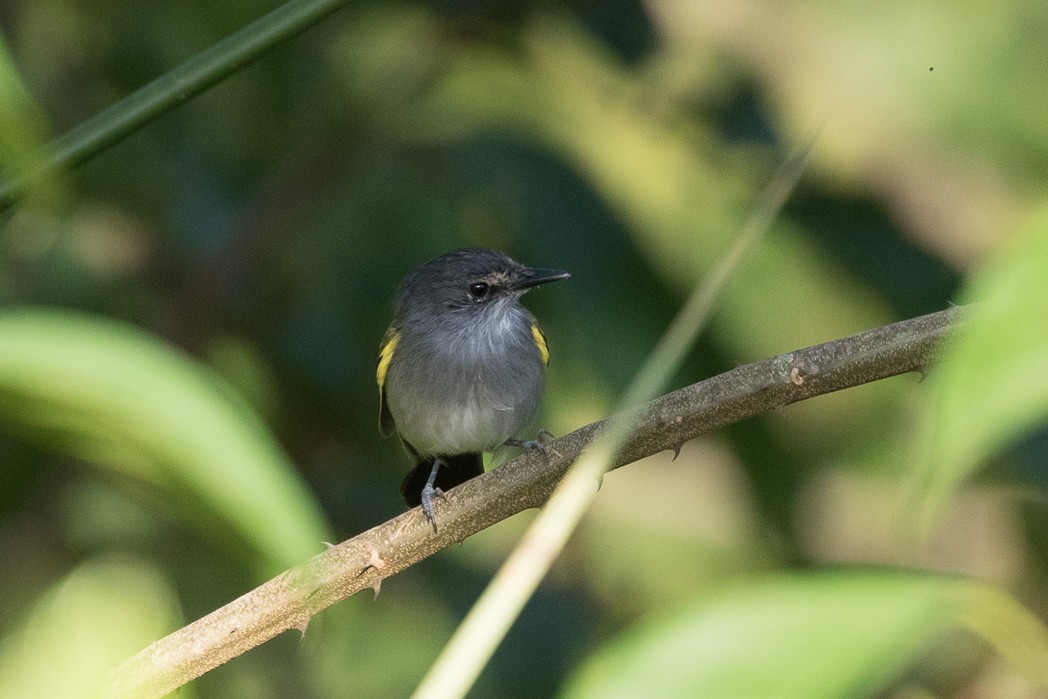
left=377, top=248, right=570, bottom=529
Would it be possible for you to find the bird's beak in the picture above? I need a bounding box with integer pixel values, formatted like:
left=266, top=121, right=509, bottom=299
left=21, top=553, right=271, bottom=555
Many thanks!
left=512, top=267, right=571, bottom=291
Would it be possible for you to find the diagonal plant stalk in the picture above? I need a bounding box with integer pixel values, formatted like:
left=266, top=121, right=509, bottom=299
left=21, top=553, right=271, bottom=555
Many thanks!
left=410, top=135, right=818, bottom=699
left=0, top=0, right=354, bottom=210
left=107, top=305, right=961, bottom=698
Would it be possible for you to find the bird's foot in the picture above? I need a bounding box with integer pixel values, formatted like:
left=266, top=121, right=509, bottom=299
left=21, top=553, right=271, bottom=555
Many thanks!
left=420, top=484, right=445, bottom=531
left=505, top=428, right=555, bottom=455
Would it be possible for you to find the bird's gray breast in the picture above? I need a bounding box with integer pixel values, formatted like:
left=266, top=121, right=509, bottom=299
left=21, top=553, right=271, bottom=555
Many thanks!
left=384, top=306, right=544, bottom=456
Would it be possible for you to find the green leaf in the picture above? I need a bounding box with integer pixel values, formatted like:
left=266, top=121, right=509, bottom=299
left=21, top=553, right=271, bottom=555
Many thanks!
left=561, top=572, right=1048, bottom=699
left=0, top=33, right=62, bottom=208
left=0, top=556, right=188, bottom=699
left=0, top=308, right=330, bottom=572
left=911, top=206, right=1048, bottom=523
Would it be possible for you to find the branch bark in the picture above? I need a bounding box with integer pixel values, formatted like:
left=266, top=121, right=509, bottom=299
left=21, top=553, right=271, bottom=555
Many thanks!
left=107, top=306, right=962, bottom=698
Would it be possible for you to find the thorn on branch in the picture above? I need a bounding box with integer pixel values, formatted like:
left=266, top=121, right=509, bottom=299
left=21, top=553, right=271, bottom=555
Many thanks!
left=360, top=549, right=387, bottom=599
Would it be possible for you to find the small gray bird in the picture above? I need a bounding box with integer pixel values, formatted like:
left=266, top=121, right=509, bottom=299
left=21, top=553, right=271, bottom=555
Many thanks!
left=377, top=248, right=570, bottom=529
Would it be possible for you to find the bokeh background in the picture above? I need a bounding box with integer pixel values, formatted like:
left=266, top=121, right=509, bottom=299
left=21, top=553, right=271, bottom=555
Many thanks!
left=1, top=0, right=1047, bottom=697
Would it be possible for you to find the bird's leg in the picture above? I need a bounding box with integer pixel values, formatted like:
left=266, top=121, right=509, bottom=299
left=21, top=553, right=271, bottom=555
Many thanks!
left=420, top=457, right=445, bottom=531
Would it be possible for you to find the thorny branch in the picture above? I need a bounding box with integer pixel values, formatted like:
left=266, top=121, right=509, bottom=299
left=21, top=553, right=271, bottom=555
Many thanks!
left=108, top=306, right=962, bottom=698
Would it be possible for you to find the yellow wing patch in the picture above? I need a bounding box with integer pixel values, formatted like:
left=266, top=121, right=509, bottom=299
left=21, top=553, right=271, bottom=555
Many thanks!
left=377, top=328, right=399, bottom=388
left=531, top=323, right=550, bottom=366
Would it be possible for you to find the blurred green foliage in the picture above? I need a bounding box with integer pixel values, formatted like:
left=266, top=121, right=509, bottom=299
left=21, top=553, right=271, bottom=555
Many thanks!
left=1, top=0, right=1047, bottom=697
left=912, top=212, right=1048, bottom=528
left=562, top=571, right=1048, bottom=699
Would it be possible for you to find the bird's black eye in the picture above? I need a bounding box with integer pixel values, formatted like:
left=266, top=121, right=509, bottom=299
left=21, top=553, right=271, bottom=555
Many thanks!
left=468, top=282, right=490, bottom=299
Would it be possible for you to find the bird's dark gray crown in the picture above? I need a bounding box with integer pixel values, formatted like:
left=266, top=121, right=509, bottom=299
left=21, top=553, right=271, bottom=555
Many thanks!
left=394, top=248, right=527, bottom=316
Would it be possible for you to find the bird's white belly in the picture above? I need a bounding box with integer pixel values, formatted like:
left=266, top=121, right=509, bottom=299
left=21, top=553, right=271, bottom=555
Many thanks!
left=391, top=389, right=525, bottom=456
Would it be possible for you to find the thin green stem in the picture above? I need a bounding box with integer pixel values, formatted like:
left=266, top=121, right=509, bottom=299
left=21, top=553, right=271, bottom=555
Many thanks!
left=0, top=0, right=352, bottom=211
left=410, top=133, right=819, bottom=699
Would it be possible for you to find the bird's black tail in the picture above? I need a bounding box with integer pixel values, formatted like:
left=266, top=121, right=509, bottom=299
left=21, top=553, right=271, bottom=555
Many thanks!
left=400, top=453, right=484, bottom=507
